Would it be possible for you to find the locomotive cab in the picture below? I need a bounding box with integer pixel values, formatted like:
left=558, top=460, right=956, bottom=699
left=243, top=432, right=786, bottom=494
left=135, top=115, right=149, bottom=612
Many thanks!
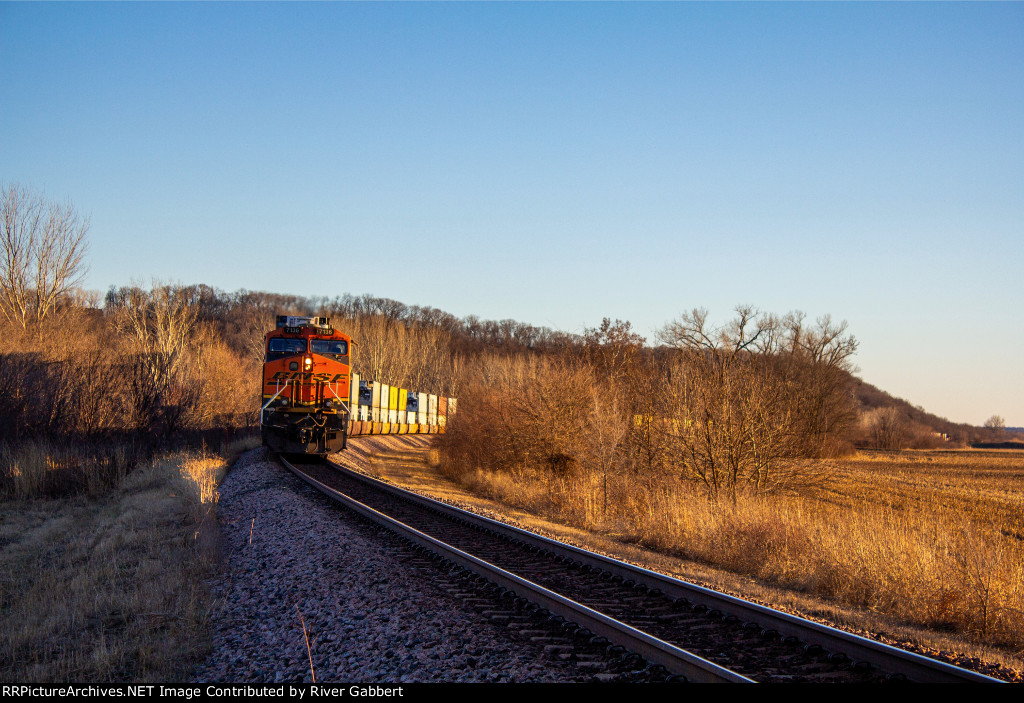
left=261, top=315, right=352, bottom=455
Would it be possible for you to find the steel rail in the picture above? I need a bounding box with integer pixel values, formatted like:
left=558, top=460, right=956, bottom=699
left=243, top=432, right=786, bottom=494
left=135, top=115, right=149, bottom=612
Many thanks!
left=280, top=456, right=753, bottom=683
left=317, top=456, right=1004, bottom=684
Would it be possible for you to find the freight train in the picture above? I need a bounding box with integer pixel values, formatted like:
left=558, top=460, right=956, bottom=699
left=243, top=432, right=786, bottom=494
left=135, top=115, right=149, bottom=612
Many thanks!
left=260, top=315, right=455, bottom=455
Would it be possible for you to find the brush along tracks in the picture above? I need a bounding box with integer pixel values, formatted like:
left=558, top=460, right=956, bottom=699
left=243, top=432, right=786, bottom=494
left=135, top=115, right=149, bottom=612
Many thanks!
left=279, top=455, right=1002, bottom=684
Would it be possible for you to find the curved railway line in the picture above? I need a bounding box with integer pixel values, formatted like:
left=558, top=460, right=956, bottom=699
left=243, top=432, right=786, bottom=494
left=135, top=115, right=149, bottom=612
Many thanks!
left=280, top=453, right=1004, bottom=684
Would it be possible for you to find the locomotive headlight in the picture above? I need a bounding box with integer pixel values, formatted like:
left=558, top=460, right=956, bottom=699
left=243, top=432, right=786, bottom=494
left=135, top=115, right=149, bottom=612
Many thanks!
left=304, top=356, right=313, bottom=371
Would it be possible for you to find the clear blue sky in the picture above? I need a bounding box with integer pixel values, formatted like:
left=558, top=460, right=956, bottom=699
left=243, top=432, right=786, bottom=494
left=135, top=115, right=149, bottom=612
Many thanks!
left=2, top=2, right=1021, bottom=426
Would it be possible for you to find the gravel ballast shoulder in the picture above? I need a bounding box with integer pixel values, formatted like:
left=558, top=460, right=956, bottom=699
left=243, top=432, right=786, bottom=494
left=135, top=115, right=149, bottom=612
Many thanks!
left=192, top=449, right=627, bottom=683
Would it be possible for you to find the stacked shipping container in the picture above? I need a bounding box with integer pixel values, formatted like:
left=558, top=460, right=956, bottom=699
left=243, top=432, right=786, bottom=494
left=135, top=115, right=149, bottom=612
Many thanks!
left=347, top=372, right=456, bottom=437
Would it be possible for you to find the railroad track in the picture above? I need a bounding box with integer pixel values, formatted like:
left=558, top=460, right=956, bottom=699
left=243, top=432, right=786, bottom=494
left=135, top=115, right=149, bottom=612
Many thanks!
left=279, top=454, right=1003, bottom=683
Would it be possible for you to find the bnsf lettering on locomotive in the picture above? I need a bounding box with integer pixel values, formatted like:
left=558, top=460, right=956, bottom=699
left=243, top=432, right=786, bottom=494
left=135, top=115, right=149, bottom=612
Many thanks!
left=268, top=371, right=347, bottom=384
left=316, top=373, right=346, bottom=384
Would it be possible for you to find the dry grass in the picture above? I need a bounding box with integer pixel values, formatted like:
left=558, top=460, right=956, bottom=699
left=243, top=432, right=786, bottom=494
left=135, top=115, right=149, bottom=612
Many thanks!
left=0, top=440, right=134, bottom=500
left=631, top=477, right=1024, bottom=646
left=423, top=443, right=1024, bottom=675
left=462, top=450, right=1024, bottom=649
left=0, top=436, right=257, bottom=682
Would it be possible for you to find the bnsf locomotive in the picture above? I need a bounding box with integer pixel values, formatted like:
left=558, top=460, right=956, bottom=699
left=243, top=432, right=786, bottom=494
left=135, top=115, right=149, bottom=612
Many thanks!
left=261, top=314, right=457, bottom=457
left=261, top=315, right=351, bottom=455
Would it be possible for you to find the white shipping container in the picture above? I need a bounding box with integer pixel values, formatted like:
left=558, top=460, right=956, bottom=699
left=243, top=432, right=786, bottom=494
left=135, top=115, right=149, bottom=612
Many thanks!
left=428, top=394, right=438, bottom=425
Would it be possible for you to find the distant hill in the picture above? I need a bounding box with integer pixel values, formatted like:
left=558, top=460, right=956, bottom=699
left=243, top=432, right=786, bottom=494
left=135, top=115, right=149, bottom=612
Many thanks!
left=849, top=375, right=1001, bottom=447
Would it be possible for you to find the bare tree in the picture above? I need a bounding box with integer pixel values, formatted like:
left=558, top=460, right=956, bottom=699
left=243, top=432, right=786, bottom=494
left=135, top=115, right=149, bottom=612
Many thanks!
left=108, top=283, right=200, bottom=433
left=658, top=348, right=818, bottom=502
left=869, top=407, right=908, bottom=450
left=0, top=184, right=89, bottom=328
left=782, top=311, right=859, bottom=370
left=583, top=318, right=646, bottom=378
left=584, top=384, right=628, bottom=517
left=235, top=304, right=275, bottom=367
left=112, top=283, right=199, bottom=373
left=655, top=306, right=855, bottom=500
left=984, top=415, right=1005, bottom=430
left=983, top=415, right=1007, bottom=442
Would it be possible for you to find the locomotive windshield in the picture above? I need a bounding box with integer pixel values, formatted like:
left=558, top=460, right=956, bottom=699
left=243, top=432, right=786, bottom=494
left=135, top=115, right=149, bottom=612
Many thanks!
left=266, top=338, right=307, bottom=361
left=310, top=339, right=348, bottom=359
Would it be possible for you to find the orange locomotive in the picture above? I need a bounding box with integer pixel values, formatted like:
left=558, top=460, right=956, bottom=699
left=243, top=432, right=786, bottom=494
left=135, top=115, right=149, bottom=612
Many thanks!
left=261, top=315, right=351, bottom=455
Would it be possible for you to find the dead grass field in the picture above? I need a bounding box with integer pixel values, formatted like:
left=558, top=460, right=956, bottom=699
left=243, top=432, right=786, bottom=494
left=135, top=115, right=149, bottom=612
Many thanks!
left=807, top=449, right=1024, bottom=539
left=350, top=438, right=1024, bottom=682
left=0, top=437, right=256, bottom=682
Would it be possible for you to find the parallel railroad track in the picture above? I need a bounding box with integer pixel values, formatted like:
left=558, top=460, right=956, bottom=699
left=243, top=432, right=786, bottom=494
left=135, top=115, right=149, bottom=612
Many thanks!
left=280, top=454, right=1003, bottom=684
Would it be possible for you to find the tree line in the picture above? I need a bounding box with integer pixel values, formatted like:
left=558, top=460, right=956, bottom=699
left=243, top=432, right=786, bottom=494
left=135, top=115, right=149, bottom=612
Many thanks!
left=439, top=308, right=864, bottom=504
left=1, top=183, right=999, bottom=498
